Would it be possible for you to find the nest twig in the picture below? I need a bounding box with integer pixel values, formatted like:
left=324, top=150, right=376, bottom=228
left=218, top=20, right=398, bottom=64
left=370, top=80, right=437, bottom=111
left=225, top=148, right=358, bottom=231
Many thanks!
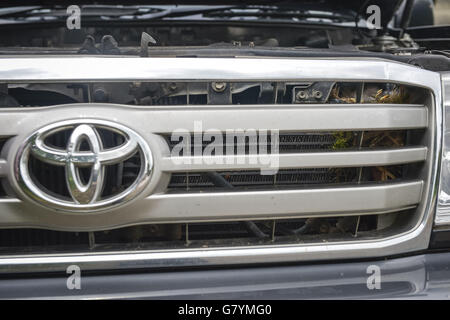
left=372, top=86, right=409, bottom=104
left=362, top=130, right=405, bottom=148
left=372, top=166, right=397, bottom=181
left=330, top=86, right=356, bottom=103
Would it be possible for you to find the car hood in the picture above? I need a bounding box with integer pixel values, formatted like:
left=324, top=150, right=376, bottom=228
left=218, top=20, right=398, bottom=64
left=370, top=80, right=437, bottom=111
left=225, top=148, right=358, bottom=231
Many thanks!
left=0, top=0, right=404, bottom=29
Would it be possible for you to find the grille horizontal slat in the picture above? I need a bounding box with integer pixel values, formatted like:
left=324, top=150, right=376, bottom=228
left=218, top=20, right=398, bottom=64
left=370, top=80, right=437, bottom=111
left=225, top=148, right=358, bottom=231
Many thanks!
left=0, top=57, right=438, bottom=85
left=0, top=181, right=422, bottom=224
left=0, top=104, right=428, bottom=136
left=146, top=181, right=423, bottom=222
left=161, top=147, right=427, bottom=172
left=150, top=104, right=428, bottom=132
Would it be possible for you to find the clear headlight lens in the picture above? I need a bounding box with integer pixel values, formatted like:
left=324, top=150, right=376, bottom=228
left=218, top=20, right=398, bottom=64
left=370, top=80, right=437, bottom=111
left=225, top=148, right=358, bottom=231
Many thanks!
left=436, top=73, right=450, bottom=225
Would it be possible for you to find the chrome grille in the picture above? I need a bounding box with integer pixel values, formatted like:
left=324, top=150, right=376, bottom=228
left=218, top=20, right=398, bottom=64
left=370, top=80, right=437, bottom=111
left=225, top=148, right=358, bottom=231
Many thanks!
left=0, top=57, right=441, bottom=273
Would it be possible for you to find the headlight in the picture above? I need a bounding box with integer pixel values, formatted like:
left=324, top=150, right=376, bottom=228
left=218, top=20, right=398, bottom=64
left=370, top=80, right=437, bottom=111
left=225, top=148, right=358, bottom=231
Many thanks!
left=436, top=72, right=450, bottom=225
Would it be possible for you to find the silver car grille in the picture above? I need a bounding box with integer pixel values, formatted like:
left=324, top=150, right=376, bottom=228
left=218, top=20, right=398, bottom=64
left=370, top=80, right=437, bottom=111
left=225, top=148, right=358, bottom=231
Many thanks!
left=0, top=57, right=442, bottom=273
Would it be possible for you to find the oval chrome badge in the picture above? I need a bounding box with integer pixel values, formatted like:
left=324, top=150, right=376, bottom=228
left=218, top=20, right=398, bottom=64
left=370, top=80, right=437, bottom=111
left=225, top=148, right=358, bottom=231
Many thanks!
left=14, top=119, right=152, bottom=212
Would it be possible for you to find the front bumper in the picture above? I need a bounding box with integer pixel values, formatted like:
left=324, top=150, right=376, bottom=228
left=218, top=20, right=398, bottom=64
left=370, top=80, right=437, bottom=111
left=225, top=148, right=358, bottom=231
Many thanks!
left=1, top=251, right=450, bottom=299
